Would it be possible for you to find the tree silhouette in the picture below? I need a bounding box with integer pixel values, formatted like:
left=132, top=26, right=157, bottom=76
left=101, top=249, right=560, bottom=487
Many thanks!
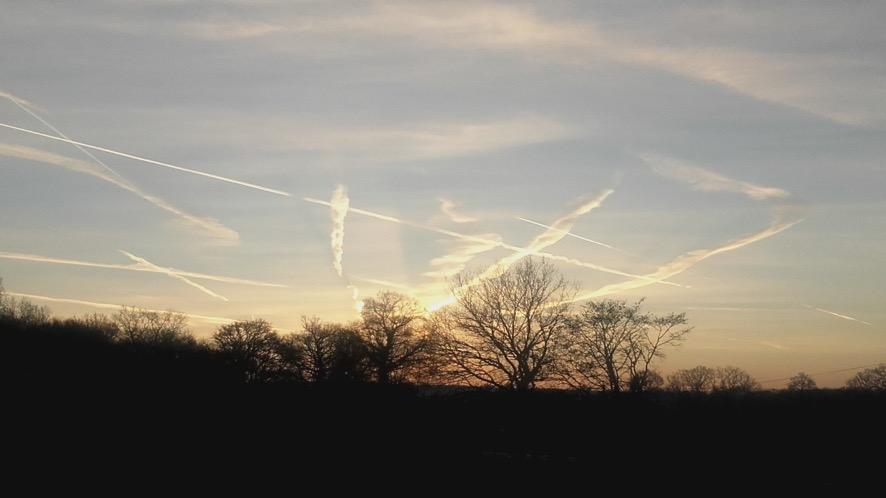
left=112, top=306, right=194, bottom=347
left=213, top=319, right=282, bottom=382
left=714, top=366, right=759, bottom=392
left=556, top=299, right=690, bottom=392
left=786, top=372, right=817, bottom=391
left=846, top=364, right=886, bottom=390
left=430, top=257, right=574, bottom=390
left=358, top=291, right=429, bottom=383
left=668, top=366, right=718, bottom=392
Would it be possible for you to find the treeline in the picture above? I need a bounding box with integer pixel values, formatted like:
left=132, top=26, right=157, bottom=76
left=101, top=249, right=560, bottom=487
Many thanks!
left=1, top=258, right=884, bottom=392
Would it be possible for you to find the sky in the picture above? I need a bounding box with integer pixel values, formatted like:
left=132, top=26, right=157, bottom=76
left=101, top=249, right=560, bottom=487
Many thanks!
left=1, top=1, right=884, bottom=386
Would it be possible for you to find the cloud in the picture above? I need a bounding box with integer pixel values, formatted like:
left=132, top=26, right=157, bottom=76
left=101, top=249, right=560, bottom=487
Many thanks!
left=439, top=198, right=478, bottom=223
left=194, top=115, right=576, bottom=162
left=6, top=291, right=234, bottom=325
left=119, top=250, right=229, bottom=302
left=0, top=250, right=287, bottom=288
left=0, top=122, right=291, bottom=196
left=179, top=21, right=283, bottom=41
left=638, top=152, right=791, bottom=201
left=0, top=143, right=240, bottom=243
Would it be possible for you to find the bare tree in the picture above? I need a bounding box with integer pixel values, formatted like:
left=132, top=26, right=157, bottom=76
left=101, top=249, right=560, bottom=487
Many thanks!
left=557, top=299, right=691, bottom=392
left=358, top=291, right=429, bottom=383
left=714, top=366, right=759, bottom=392
left=295, top=317, right=341, bottom=382
left=212, top=319, right=282, bottom=382
left=112, top=306, right=193, bottom=346
left=668, top=366, right=718, bottom=392
left=846, top=364, right=886, bottom=390
left=430, top=257, right=575, bottom=391
left=786, top=372, right=817, bottom=391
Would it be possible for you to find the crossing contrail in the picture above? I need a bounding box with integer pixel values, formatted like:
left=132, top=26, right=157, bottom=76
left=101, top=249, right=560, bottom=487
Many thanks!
left=303, top=196, right=682, bottom=288
left=516, top=216, right=619, bottom=251
left=0, top=122, right=292, bottom=197
left=2, top=91, right=126, bottom=182
left=0, top=250, right=287, bottom=288
left=119, top=250, right=229, bottom=302
left=0, top=143, right=240, bottom=242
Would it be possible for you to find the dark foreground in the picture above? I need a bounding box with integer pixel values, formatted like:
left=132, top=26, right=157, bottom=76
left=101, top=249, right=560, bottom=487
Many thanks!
left=3, top=322, right=884, bottom=487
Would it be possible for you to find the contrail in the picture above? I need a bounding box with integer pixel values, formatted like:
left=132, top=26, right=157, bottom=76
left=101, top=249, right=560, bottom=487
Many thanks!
left=349, top=275, right=412, bottom=290
left=119, top=250, right=229, bottom=302
left=516, top=216, right=619, bottom=251
left=329, top=185, right=349, bottom=277
left=0, top=250, right=287, bottom=288
left=1, top=90, right=126, bottom=182
left=569, top=217, right=803, bottom=302
left=5, top=292, right=235, bottom=325
left=0, top=122, right=292, bottom=197
left=638, top=152, right=791, bottom=201
left=803, top=304, right=872, bottom=326
left=304, top=196, right=682, bottom=287
left=0, top=143, right=240, bottom=243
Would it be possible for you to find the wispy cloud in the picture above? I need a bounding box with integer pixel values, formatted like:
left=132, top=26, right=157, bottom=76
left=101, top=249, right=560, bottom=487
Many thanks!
left=119, top=250, right=229, bottom=302
left=439, top=198, right=478, bottom=223
left=0, top=143, right=240, bottom=243
left=638, top=152, right=791, bottom=201
left=0, top=122, right=292, bottom=196
left=0, top=250, right=287, bottom=288
left=6, top=291, right=234, bottom=325
left=804, top=305, right=873, bottom=326
left=423, top=234, right=501, bottom=279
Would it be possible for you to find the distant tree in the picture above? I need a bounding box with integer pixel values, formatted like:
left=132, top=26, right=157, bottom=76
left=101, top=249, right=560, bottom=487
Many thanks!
left=714, top=366, right=759, bottom=392
left=112, top=306, right=194, bottom=347
left=629, top=369, right=665, bottom=392
left=358, top=291, right=429, bottom=383
left=557, top=299, right=691, bottom=392
left=212, top=319, right=282, bottom=382
left=74, top=312, right=120, bottom=341
left=0, top=281, right=51, bottom=327
left=786, top=372, right=817, bottom=391
left=329, top=325, right=370, bottom=382
left=430, top=257, right=575, bottom=390
left=846, top=365, right=886, bottom=391
left=668, top=366, right=718, bottom=393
